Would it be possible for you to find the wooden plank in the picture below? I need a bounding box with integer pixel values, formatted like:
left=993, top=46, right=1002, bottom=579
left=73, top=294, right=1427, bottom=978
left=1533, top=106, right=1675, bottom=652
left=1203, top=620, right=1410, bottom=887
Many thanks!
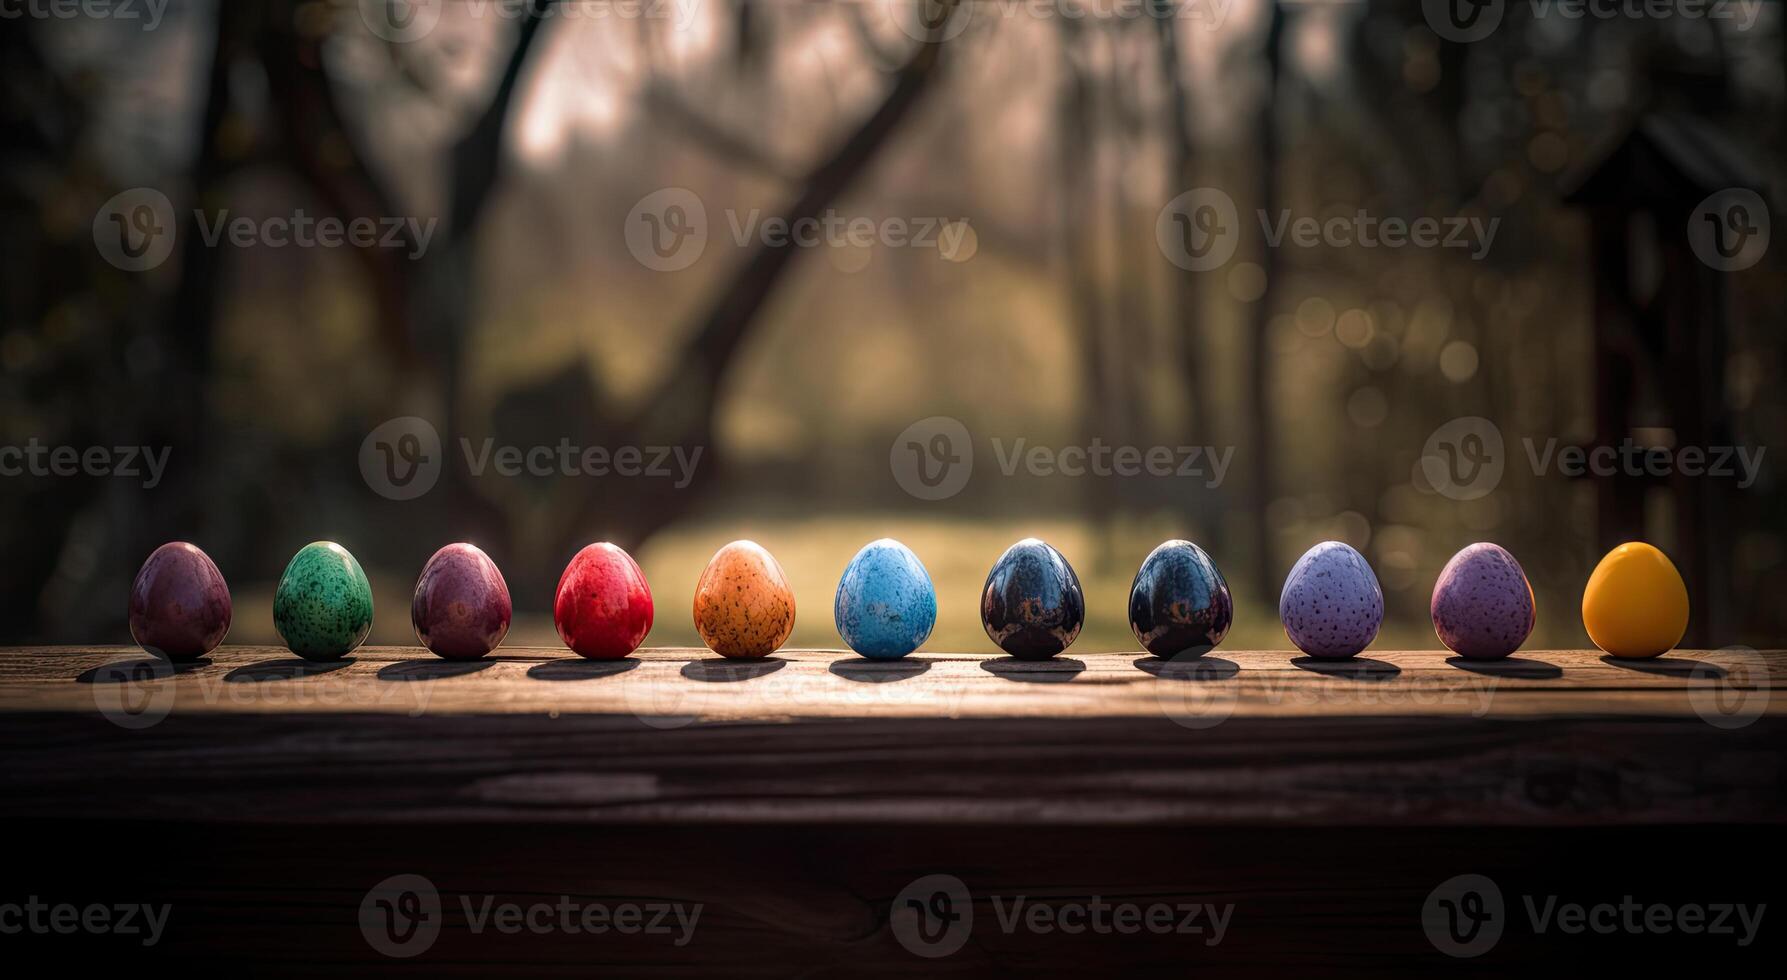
left=0, top=646, right=1780, bottom=720
left=5, top=820, right=1779, bottom=972
left=0, top=647, right=1781, bottom=828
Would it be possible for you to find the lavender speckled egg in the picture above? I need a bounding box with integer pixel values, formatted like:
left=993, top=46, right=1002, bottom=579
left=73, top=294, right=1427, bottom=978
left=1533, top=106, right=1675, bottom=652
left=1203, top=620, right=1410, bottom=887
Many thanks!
left=1279, top=541, right=1384, bottom=659
left=1431, top=543, right=1535, bottom=660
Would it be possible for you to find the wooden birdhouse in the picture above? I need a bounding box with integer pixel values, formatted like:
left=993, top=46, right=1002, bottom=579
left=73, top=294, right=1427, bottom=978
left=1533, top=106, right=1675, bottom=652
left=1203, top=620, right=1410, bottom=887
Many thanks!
left=1562, top=113, right=1767, bottom=647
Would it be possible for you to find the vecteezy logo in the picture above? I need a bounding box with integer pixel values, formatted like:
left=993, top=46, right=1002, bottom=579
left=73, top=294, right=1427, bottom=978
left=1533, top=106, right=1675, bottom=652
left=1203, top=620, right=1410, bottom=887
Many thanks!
left=890, top=416, right=973, bottom=501
left=93, top=188, right=177, bottom=272
left=358, top=0, right=442, bottom=43
left=1155, top=188, right=1239, bottom=272
left=1420, top=417, right=1505, bottom=501
left=1421, top=0, right=1505, bottom=43
left=360, top=873, right=443, bottom=958
left=886, top=0, right=972, bottom=44
left=359, top=417, right=443, bottom=501
left=90, top=657, right=178, bottom=730
left=891, top=874, right=972, bottom=958
left=625, top=188, right=708, bottom=272
left=1688, top=188, right=1770, bottom=272
left=1153, top=653, right=1240, bottom=731
left=622, top=662, right=706, bottom=730
left=1422, top=873, right=1504, bottom=958
left=1689, top=645, right=1771, bottom=730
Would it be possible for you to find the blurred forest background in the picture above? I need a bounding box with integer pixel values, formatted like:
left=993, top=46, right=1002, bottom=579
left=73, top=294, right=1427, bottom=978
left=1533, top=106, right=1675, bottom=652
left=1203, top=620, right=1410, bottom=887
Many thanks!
left=1, top=0, right=1782, bottom=652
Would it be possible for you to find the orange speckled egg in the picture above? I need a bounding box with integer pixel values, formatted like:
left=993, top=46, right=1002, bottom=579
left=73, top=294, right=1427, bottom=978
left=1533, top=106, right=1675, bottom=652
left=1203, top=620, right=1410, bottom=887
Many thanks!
left=693, top=540, right=795, bottom=659
left=1581, top=541, right=1689, bottom=659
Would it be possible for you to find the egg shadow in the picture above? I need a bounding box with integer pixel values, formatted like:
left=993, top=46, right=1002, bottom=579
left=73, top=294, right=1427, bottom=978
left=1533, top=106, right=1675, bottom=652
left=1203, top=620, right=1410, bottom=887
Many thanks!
left=527, top=658, right=641, bottom=681
left=1291, top=657, right=1401, bottom=681
left=76, top=658, right=210, bottom=684
left=377, top=660, right=494, bottom=681
left=681, top=658, right=786, bottom=683
left=830, top=657, right=932, bottom=683
left=1133, top=655, right=1240, bottom=681
left=980, top=657, right=1086, bottom=683
left=1447, top=656, right=1563, bottom=680
left=1600, top=654, right=1726, bottom=679
left=225, top=658, right=353, bottom=683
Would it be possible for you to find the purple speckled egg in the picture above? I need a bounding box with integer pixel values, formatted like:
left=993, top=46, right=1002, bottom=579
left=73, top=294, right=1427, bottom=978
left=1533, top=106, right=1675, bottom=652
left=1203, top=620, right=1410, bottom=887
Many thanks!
left=1431, top=543, right=1535, bottom=660
left=128, top=542, right=232, bottom=662
left=412, top=543, right=512, bottom=660
left=1279, top=541, right=1383, bottom=659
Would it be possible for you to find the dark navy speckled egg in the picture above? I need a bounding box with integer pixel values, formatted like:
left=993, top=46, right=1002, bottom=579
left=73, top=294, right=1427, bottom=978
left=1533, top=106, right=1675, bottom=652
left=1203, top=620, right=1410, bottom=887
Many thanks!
left=834, top=539, right=937, bottom=660
left=981, top=538, right=1084, bottom=660
left=1431, top=542, right=1535, bottom=660
left=1129, top=539, right=1233, bottom=658
left=1279, top=541, right=1383, bottom=659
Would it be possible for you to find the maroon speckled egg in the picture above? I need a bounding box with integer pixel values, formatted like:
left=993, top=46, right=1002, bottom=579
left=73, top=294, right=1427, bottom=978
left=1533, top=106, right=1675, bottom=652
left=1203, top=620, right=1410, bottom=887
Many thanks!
left=128, top=542, right=232, bottom=661
left=411, top=543, right=512, bottom=660
left=1431, top=543, right=1535, bottom=660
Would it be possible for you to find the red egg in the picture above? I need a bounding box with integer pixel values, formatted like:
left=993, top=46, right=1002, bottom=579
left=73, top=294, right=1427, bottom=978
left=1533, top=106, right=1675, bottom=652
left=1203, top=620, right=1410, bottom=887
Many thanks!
left=128, top=542, right=232, bottom=662
left=554, top=543, right=654, bottom=659
left=411, top=543, right=513, bottom=660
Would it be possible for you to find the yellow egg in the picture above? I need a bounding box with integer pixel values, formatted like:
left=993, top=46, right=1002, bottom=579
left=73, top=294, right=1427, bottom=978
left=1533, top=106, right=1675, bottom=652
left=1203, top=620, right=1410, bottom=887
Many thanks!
left=693, top=540, right=795, bottom=658
left=1581, top=542, right=1689, bottom=658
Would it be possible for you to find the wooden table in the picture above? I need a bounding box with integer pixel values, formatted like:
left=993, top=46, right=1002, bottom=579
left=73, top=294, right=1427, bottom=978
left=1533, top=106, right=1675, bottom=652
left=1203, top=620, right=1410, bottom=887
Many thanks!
left=1, top=646, right=1781, bottom=974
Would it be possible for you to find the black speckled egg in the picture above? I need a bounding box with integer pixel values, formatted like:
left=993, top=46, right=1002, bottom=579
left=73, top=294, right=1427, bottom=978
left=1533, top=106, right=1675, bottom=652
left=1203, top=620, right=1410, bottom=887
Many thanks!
left=980, top=538, right=1084, bottom=660
left=1129, top=540, right=1233, bottom=658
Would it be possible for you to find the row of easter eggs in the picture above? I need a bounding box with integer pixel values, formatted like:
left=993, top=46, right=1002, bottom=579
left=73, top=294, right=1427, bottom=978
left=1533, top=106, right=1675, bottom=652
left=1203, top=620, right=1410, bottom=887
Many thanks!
left=125, top=535, right=1691, bottom=664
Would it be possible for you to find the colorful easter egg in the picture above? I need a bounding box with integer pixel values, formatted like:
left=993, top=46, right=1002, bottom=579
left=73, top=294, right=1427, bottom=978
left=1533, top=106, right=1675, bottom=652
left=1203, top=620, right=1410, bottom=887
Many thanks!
left=693, top=540, right=794, bottom=659
left=273, top=541, right=374, bottom=661
left=127, top=542, right=232, bottom=662
left=1581, top=541, right=1688, bottom=659
left=1280, top=541, right=1383, bottom=659
left=1431, top=543, right=1535, bottom=660
left=834, top=539, right=937, bottom=659
left=981, top=538, right=1084, bottom=660
left=1129, top=539, right=1232, bottom=658
left=554, top=542, right=654, bottom=660
left=412, top=543, right=512, bottom=660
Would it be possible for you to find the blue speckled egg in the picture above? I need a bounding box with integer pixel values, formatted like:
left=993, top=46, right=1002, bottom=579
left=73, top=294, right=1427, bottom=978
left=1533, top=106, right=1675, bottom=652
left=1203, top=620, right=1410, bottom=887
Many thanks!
left=1279, top=541, right=1383, bottom=659
left=981, top=538, right=1084, bottom=660
left=834, top=539, right=937, bottom=659
left=1432, top=542, right=1535, bottom=660
left=1130, top=540, right=1233, bottom=658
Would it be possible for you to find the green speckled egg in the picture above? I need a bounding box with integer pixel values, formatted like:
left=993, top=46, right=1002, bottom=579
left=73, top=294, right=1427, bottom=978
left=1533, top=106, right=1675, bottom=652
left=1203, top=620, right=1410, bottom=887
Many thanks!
left=273, top=541, right=374, bottom=661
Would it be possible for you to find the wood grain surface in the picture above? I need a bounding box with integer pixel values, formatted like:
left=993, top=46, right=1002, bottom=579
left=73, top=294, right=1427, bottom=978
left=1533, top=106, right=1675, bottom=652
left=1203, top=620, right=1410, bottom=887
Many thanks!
left=2, top=647, right=1780, bottom=972
left=1, top=644, right=1780, bottom=719
left=0, top=646, right=1781, bottom=827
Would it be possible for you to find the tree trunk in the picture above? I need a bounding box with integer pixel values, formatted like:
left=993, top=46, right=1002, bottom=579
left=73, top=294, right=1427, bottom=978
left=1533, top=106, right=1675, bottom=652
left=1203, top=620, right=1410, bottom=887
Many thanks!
left=1248, top=1, right=1286, bottom=602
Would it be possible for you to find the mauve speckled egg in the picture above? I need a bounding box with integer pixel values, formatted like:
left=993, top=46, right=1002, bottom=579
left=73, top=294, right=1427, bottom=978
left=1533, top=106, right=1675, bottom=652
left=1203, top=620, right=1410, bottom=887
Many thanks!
left=128, top=542, right=232, bottom=662
left=834, top=539, right=937, bottom=660
left=1431, top=543, right=1535, bottom=660
left=412, top=543, right=512, bottom=660
left=1279, top=541, right=1383, bottom=659
left=981, top=538, right=1084, bottom=660
left=693, top=540, right=795, bottom=659
left=1129, top=539, right=1233, bottom=658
